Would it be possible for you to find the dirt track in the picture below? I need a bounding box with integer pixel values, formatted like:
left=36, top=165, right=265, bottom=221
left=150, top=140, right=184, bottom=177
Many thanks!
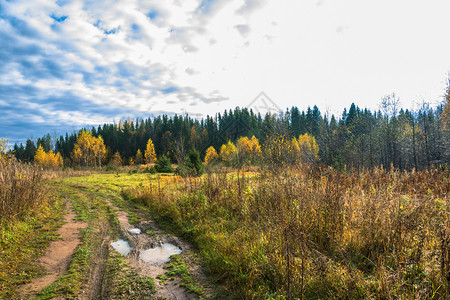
left=18, top=204, right=87, bottom=299
left=18, top=191, right=215, bottom=299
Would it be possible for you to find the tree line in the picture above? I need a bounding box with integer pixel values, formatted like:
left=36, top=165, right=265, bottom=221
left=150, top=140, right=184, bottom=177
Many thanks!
left=11, top=91, right=450, bottom=170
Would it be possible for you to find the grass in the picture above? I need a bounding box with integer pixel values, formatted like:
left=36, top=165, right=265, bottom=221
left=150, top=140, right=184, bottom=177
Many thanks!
left=165, top=254, right=204, bottom=294
left=0, top=193, right=64, bottom=299
left=0, top=156, right=45, bottom=226
left=4, top=166, right=446, bottom=299
left=101, top=251, right=156, bottom=299
left=35, top=178, right=156, bottom=299
left=124, top=165, right=450, bottom=299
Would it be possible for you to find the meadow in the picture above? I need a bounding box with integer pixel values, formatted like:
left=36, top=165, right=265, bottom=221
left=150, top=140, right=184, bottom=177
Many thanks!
left=125, top=165, right=449, bottom=299
left=1, top=161, right=449, bottom=299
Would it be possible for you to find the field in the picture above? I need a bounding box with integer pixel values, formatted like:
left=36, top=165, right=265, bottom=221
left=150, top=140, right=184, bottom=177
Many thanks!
left=0, top=164, right=449, bottom=299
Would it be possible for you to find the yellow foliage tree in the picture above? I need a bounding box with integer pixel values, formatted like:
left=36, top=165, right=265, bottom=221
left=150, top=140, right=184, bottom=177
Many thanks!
left=34, top=145, right=47, bottom=167
left=297, top=133, right=319, bottom=163
left=236, top=136, right=253, bottom=165
left=237, top=137, right=252, bottom=156
left=249, top=136, right=262, bottom=161
left=34, top=145, right=63, bottom=169
left=55, top=152, right=63, bottom=168
left=144, top=138, right=157, bottom=164
left=135, top=149, right=144, bottom=165
left=204, top=146, right=218, bottom=165
left=71, top=130, right=106, bottom=167
left=92, top=135, right=106, bottom=167
left=291, top=137, right=301, bottom=163
left=110, top=151, right=122, bottom=167
left=219, top=141, right=237, bottom=165
left=263, top=135, right=296, bottom=167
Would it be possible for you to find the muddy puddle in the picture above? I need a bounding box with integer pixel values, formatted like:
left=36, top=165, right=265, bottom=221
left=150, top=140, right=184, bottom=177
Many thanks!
left=140, top=243, right=182, bottom=264
left=111, top=239, right=131, bottom=256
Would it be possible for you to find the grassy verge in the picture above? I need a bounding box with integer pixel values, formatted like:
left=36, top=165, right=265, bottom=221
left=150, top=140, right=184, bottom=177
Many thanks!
left=0, top=191, right=65, bottom=299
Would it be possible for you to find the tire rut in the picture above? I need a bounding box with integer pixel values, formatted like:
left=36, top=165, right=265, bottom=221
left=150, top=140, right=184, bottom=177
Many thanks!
left=17, top=202, right=87, bottom=299
left=105, top=199, right=215, bottom=299
left=79, top=227, right=110, bottom=300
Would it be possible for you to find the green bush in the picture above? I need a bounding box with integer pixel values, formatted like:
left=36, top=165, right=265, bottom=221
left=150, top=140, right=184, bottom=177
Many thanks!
left=155, top=155, right=173, bottom=173
left=177, top=150, right=203, bottom=177
left=144, top=166, right=157, bottom=174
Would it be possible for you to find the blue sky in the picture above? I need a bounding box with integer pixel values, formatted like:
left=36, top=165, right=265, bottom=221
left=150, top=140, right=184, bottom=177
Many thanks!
left=1, top=0, right=450, bottom=145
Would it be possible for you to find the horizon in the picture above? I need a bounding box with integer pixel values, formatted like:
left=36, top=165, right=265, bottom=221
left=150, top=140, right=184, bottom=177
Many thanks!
left=2, top=0, right=450, bottom=145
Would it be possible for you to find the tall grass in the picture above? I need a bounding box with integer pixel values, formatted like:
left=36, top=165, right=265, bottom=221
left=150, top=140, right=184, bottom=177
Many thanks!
left=0, top=156, right=45, bottom=226
left=127, top=165, right=449, bottom=299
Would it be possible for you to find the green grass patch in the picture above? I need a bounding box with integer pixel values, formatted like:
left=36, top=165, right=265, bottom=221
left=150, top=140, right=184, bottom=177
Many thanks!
left=102, top=251, right=156, bottom=299
left=0, top=193, right=65, bottom=299
left=165, top=255, right=204, bottom=295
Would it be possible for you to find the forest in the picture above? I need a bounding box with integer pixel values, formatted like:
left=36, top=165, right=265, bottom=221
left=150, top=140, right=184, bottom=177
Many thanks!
left=10, top=92, right=450, bottom=171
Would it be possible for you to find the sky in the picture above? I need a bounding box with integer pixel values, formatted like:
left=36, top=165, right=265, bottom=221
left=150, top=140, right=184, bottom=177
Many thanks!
left=1, top=0, right=450, bottom=144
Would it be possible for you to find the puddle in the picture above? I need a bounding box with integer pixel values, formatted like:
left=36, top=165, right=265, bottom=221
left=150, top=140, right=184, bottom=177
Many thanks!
left=111, top=239, right=131, bottom=256
left=140, top=243, right=182, bottom=264
left=128, top=228, right=141, bottom=235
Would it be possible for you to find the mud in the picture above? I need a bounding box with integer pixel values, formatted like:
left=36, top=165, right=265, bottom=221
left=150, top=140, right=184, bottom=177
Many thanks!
left=107, top=200, right=205, bottom=299
left=18, top=204, right=87, bottom=299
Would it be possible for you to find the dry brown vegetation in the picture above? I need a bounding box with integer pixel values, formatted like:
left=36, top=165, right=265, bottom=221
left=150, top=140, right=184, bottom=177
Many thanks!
left=128, top=165, right=450, bottom=299
left=0, top=155, right=45, bottom=226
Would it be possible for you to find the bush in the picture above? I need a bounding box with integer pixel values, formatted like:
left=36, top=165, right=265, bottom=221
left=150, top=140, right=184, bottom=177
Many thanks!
left=144, top=166, right=157, bottom=174
left=177, top=150, right=203, bottom=177
left=155, top=155, right=173, bottom=173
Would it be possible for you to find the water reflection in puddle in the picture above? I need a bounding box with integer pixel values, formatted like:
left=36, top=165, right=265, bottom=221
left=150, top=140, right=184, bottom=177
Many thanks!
left=111, top=239, right=131, bottom=256
left=128, top=228, right=141, bottom=235
left=140, top=243, right=182, bottom=264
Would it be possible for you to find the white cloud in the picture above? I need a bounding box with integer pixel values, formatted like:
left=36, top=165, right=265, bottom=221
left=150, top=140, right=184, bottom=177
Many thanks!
left=1, top=0, right=450, bottom=142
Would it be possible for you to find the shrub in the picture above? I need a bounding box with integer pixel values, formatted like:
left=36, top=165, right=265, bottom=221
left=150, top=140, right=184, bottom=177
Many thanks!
left=155, top=155, right=173, bottom=173
left=180, top=150, right=203, bottom=177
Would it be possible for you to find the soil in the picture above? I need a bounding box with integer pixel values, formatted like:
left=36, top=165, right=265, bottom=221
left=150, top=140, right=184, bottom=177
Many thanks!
left=107, top=200, right=211, bottom=299
left=18, top=203, right=87, bottom=299
left=17, top=197, right=216, bottom=299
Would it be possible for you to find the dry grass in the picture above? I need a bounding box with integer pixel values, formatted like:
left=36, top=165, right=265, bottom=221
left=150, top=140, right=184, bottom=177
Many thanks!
left=127, top=165, right=450, bottom=299
left=0, top=156, right=45, bottom=226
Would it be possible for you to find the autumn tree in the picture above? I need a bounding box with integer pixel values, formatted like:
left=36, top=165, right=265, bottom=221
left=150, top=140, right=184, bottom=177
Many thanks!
left=263, top=135, right=296, bottom=168
left=92, top=135, right=106, bottom=167
left=220, top=141, right=237, bottom=165
left=34, top=145, right=47, bottom=167
left=204, top=146, right=218, bottom=165
left=236, top=136, right=253, bottom=166
left=135, top=149, right=144, bottom=165
left=440, top=85, right=450, bottom=163
left=297, top=133, right=320, bottom=163
left=110, top=151, right=122, bottom=167
left=249, top=136, right=262, bottom=162
left=144, top=138, right=157, bottom=164
left=34, top=145, right=63, bottom=169
left=0, top=138, right=7, bottom=163
left=71, top=130, right=106, bottom=167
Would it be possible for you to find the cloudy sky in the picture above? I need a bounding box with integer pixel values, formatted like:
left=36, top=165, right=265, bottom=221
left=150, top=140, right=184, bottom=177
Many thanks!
left=1, top=0, right=450, bottom=144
